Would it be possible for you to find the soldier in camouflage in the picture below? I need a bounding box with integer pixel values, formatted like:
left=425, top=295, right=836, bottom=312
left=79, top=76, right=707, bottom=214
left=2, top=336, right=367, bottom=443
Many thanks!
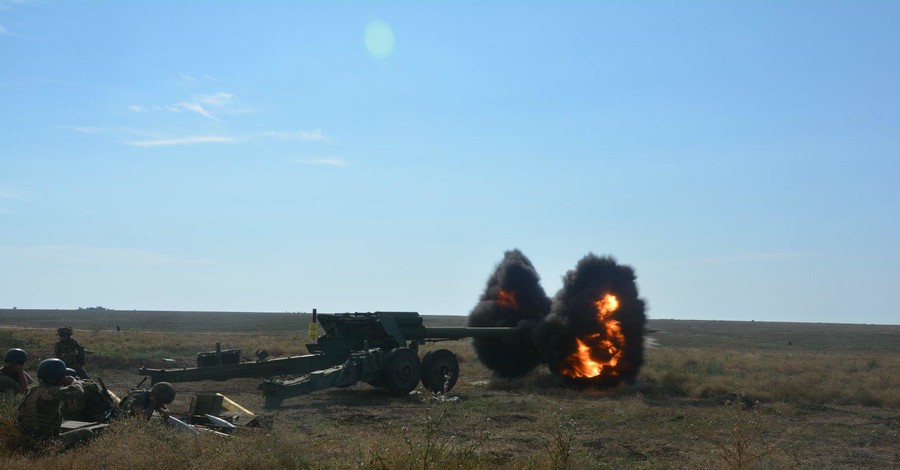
left=60, top=377, right=120, bottom=422
left=54, top=326, right=89, bottom=379
left=0, top=348, right=34, bottom=395
left=16, top=358, right=94, bottom=449
left=120, top=382, right=177, bottom=420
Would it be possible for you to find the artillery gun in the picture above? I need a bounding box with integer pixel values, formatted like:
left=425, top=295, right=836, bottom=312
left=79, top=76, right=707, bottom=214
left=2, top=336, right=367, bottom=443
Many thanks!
left=138, top=311, right=531, bottom=408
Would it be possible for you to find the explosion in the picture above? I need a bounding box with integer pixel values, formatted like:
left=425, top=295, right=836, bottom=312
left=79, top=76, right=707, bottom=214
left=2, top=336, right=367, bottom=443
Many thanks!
left=496, top=289, right=519, bottom=309
left=561, top=294, right=626, bottom=379
left=470, top=251, right=647, bottom=388
left=466, top=250, right=552, bottom=377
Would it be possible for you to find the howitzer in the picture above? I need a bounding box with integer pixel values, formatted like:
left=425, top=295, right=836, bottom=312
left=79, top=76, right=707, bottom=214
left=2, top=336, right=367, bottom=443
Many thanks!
left=138, top=311, right=530, bottom=408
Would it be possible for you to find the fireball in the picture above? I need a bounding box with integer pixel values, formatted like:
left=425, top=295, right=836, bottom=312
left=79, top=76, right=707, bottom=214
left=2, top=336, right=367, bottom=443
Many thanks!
left=496, top=289, right=519, bottom=309
left=561, top=293, right=626, bottom=379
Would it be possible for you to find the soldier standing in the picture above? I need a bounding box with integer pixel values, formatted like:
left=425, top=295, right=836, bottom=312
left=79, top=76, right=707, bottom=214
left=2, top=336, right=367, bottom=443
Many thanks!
left=0, top=348, right=34, bottom=395
left=54, top=326, right=89, bottom=379
left=120, top=382, right=177, bottom=420
left=16, top=358, right=94, bottom=449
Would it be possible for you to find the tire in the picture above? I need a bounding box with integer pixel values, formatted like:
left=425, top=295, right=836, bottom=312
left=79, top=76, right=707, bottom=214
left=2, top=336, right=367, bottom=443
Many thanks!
left=380, top=348, right=421, bottom=396
left=420, top=349, right=460, bottom=393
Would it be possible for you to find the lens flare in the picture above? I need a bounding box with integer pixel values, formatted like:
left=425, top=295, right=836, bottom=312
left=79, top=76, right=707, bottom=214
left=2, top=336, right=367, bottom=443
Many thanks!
left=364, top=21, right=395, bottom=59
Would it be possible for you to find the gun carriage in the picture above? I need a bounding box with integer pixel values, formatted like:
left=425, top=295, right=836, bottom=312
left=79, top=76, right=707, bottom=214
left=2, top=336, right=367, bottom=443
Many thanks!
left=138, top=311, right=529, bottom=408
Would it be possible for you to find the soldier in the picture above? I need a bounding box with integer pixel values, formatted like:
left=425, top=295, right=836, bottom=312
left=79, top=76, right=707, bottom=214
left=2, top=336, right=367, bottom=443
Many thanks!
left=16, top=358, right=94, bottom=449
left=120, top=382, right=176, bottom=420
left=54, top=326, right=89, bottom=379
left=0, top=348, right=34, bottom=395
left=60, top=376, right=120, bottom=423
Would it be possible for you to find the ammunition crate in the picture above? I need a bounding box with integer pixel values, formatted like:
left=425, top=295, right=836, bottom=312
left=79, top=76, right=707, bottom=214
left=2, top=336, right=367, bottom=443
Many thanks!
left=197, top=349, right=241, bottom=367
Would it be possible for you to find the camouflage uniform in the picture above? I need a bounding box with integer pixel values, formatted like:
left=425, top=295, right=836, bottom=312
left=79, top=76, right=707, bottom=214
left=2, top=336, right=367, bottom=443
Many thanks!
left=60, top=379, right=118, bottom=422
left=1, top=365, right=32, bottom=393
left=120, top=389, right=156, bottom=419
left=120, top=382, right=175, bottom=420
left=1, top=348, right=33, bottom=395
left=55, top=337, right=88, bottom=379
left=0, top=370, right=20, bottom=394
left=17, top=381, right=92, bottom=447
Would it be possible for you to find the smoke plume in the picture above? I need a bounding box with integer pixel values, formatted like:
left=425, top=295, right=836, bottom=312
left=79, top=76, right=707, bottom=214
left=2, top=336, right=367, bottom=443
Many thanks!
left=534, top=253, right=646, bottom=387
left=466, top=249, right=551, bottom=377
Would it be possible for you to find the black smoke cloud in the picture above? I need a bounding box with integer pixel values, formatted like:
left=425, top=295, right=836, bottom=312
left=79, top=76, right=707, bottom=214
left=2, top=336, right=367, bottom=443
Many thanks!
left=534, top=253, right=647, bottom=387
left=466, top=249, right=551, bottom=377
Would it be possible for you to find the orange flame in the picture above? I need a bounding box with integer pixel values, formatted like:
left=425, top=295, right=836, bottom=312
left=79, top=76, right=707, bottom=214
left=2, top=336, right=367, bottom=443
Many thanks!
left=496, top=289, right=518, bottom=309
left=562, top=293, right=625, bottom=379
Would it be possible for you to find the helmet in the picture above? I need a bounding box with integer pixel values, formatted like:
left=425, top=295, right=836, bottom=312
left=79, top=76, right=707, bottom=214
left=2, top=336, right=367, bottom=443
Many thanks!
left=37, top=358, right=68, bottom=381
left=4, top=348, right=27, bottom=365
left=65, top=368, right=77, bottom=376
left=150, top=382, right=176, bottom=404
left=57, top=326, right=73, bottom=337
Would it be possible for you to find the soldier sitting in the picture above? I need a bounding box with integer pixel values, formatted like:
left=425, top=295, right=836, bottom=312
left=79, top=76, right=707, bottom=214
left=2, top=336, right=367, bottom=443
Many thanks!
left=120, top=382, right=177, bottom=420
left=54, top=326, right=89, bottom=379
left=16, top=358, right=94, bottom=449
left=0, top=348, right=34, bottom=395
left=60, top=376, right=120, bottom=423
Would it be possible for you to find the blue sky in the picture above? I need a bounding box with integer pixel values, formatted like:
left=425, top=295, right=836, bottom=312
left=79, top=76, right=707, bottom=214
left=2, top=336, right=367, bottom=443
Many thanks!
left=1, top=1, right=898, bottom=324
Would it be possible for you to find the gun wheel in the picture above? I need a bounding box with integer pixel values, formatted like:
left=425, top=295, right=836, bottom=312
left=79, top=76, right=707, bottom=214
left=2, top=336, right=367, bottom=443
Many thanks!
left=421, top=349, right=459, bottom=393
left=381, top=348, right=421, bottom=396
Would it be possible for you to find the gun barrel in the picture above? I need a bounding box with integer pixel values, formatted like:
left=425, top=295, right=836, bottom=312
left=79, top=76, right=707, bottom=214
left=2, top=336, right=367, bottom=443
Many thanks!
left=138, top=353, right=345, bottom=385
left=421, top=326, right=525, bottom=340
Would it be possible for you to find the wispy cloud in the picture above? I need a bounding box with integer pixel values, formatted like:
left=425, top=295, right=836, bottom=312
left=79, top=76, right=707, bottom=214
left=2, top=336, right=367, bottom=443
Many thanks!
left=195, top=92, right=232, bottom=107
left=290, top=158, right=350, bottom=168
left=114, top=128, right=329, bottom=147
left=0, top=24, right=27, bottom=39
left=127, top=135, right=238, bottom=147
left=85, top=85, right=329, bottom=149
left=72, top=126, right=108, bottom=133
left=178, top=72, right=218, bottom=83
left=129, top=92, right=245, bottom=121
left=165, top=92, right=244, bottom=121
left=70, top=126, right=151, bottom=136
left=0, top=0, right=35, bottom=8
left=0, top=189, right=21, bottom=217
left=258, top=129, right=329, bottom=141
left=0, top=188, right=23, bottom=199
left=169, top=101, right=218, bottom=120
left=0, top=245, right=216, bottom=267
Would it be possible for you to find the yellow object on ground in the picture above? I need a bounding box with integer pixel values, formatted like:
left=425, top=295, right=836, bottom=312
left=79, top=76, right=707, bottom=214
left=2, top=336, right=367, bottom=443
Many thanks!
left=219, top=394, right=255, bottom=418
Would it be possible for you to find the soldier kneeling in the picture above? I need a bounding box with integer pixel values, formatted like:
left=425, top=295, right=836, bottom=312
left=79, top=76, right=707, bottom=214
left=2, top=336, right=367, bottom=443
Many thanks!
left=16, top=359, right=94, bottom=449
left=120, top=382, right=176, bottom=420
left=61, top=377, right=120, bottom=423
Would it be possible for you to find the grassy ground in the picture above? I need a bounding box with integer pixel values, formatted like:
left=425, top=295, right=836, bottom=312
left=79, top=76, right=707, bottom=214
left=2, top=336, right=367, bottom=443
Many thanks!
left=0, top=310, right=898, bottom=469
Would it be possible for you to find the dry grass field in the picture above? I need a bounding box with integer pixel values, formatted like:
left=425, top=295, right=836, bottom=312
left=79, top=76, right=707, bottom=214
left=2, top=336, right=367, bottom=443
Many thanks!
left=1, top=309, right=898, bottom=469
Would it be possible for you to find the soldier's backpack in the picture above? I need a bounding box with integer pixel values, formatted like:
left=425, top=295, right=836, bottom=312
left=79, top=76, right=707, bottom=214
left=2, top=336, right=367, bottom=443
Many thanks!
left=61, top=379, right=118, bottom=422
